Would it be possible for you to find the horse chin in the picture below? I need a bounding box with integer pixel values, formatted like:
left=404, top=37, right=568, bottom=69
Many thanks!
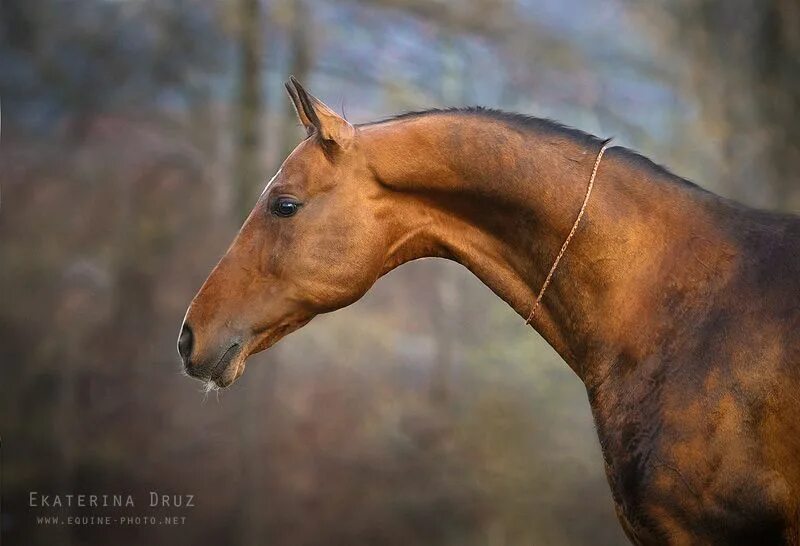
left=211, top=316, right=315, bottom=389
left=210, top=350, right=246, bottom=389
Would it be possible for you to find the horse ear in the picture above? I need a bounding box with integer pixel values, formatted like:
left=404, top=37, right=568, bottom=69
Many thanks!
left=285, top=78, right=314, bottom=133
left=285, top=76, right=355, bottom=150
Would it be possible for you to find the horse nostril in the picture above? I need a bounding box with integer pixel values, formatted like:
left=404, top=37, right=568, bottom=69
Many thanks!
left=177, top=323, right=194, bottom=363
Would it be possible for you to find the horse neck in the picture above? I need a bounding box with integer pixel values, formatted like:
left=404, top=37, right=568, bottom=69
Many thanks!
left=359, top=113, right=731, bottom=383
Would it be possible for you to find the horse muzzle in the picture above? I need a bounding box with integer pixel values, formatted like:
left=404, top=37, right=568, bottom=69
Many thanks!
left=177, top=321, right=245, bottom=387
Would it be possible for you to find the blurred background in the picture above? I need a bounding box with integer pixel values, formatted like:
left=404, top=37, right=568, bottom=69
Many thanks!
left=1, top=0, right=798, bottom=544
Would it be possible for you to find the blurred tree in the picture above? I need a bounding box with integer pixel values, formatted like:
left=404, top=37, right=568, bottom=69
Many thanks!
left=635, top=0, right=800, bottom=210
left=280, top=0, right=313, bottom=156
left=233, top=0, right=265, bottom=219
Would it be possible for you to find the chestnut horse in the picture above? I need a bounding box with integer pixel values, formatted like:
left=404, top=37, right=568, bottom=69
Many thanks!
left=179, top=78, right=800, bottom=544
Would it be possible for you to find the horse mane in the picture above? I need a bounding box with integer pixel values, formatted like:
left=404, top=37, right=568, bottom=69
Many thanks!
left=358, top=106, right=707, bottom=194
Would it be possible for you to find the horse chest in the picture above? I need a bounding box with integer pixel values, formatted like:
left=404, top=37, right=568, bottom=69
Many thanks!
left=590, top=373, right=798, bottom=545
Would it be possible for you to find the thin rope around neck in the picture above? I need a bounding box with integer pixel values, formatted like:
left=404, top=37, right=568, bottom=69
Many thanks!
left=525, top=139, right=612, bottom=325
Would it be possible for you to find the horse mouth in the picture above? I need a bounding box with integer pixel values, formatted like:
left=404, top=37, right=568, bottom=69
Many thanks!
left=203, top=316, right=315, bottom=389
left=209, top=343, right=242, bottom=388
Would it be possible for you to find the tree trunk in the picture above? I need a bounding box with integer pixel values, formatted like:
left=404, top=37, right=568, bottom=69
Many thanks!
left=233, top=0, right=264, bottom=220
left=282, top=0, right=312, bottom=157
left=665, top=0, right=800, bottom=211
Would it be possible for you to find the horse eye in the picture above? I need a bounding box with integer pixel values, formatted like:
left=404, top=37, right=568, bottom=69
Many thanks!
left=272, top=197, right=301, bottom=218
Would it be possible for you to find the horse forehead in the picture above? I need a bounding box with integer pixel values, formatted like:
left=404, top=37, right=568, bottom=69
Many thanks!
left=260, top=157, right=327, bottom=198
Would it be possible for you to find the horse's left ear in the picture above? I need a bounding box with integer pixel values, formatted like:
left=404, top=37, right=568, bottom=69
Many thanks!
left=285, top=76, right=355, bottom=150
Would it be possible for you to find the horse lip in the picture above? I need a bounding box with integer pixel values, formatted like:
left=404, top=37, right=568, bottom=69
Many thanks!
left=209, top=343, right=241, bottom=382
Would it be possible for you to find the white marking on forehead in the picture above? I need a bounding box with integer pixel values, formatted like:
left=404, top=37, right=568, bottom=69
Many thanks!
left=260, top=168, right=282, bottom=198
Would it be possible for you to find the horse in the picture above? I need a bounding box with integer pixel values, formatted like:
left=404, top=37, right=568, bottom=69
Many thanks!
left=178, top=77, right=800, bottom=544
